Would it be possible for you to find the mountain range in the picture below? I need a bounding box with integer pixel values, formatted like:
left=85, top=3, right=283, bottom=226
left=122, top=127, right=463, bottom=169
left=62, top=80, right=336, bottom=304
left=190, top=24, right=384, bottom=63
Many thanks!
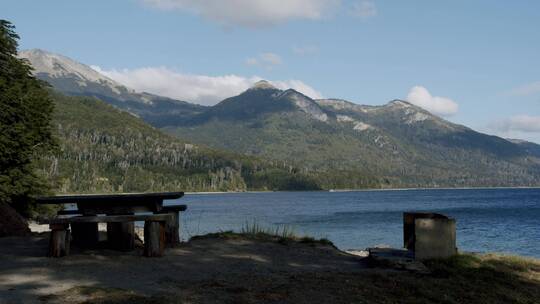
left=19, top=49, right=204, bottom=126
left=21, top=49, right=540, bottom=188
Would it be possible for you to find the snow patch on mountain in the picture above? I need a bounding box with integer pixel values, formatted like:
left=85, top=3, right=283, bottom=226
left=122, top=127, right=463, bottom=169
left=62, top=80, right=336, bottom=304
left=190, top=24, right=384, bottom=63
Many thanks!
left=249, top=80, right=277, bottom=90
left=336, top=115, right=373, bottom=132
left=281, top=90, right=328, bottom=122
left=388, top=99, right=413, bottom=108
left=353, top=121, right=372, bottom=131
left=316, top=99, right=374, bottom=113
left=337, top=115, right=355, bottom=122
left=405, top=112, right=430, bottom=124
left=19, top=49, right=133, bottom=96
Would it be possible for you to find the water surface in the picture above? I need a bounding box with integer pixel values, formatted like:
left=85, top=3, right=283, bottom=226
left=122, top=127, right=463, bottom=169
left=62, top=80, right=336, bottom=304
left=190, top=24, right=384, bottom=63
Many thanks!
left=168, top=188, right=540, bottom=257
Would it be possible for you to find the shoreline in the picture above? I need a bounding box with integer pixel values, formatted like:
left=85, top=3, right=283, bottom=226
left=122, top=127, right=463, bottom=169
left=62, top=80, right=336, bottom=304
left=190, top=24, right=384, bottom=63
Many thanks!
left=185, top=186, right=540, bottom=195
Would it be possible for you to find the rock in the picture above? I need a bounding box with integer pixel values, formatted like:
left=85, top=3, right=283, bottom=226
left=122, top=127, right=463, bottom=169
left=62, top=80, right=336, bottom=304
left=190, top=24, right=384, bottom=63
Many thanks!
left=345, top=250, right=370, bottom=257
left=0, top=202, right=31, bottom=237
left=368, top=247, right=430, bottom=274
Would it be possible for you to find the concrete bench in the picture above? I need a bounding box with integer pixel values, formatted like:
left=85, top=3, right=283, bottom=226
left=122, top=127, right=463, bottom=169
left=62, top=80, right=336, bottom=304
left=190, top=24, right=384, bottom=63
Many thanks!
left=41, top=214, right=173, bottom=258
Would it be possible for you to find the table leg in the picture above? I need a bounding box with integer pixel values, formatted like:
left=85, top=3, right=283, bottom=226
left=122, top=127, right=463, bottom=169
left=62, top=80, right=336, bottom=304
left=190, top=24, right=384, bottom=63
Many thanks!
left=71, top=223, right=99, bottom=248
left=107, top=222, right=135, bottom=251
left=144, top=221, right=165, bottom=257
left=164, top=212, right=180, bottom=247
left=48, top=224, right=70, bottom=257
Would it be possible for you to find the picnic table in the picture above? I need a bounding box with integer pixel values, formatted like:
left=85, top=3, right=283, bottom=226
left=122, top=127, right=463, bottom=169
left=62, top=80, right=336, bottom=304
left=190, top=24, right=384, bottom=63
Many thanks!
left=36, top=192, right=187, bottom=257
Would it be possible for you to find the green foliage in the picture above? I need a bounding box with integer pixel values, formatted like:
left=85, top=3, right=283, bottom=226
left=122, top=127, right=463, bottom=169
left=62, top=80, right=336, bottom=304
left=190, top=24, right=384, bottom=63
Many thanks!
left=37, top=92, right=325, bottom=193
left=168, top=90, right=540, bottom=188
left=0, top=20, right=57, bottom=217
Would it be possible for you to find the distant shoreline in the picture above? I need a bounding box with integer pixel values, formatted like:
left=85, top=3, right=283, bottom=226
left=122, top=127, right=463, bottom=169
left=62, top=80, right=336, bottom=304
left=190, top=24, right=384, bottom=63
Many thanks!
left=185, top=186, right=540, bottom=195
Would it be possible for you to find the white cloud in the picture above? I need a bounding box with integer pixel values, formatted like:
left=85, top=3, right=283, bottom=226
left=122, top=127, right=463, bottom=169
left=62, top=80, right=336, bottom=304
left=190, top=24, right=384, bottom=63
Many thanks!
left=245, top=52, right=282, bottom=70
left=271, top=80, right=324, bottom=99
left=292, top=45, right=319, bottom=56
left=350, top=0, right=377, bottom=19
left=492, top=115, right=540, bottom=133
left=507, top=81, right=540, bottom=97
left=142, top=0, right=340, bottom=28
left=406, top=86, right=459, bottom=117
left=91, top=65, right=323, bottom=105
left=486, top=115, right=540, bottom=144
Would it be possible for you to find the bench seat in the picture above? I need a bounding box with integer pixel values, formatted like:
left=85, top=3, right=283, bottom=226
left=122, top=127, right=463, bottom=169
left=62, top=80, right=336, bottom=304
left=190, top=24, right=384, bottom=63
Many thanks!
left=56, top=204, right=187, bottom=247
left=44, top=214, right=172, bottom=224
left=41, top=214, right=172, bottom=258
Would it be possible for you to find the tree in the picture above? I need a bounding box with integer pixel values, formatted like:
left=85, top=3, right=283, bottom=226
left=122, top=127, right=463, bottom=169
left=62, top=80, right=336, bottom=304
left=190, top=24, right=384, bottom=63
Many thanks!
left=0, top=20, right=56, bottom=217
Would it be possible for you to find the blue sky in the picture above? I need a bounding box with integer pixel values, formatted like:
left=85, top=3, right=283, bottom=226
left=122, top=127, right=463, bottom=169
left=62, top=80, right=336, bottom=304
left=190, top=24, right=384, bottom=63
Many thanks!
left=3, top=0, right=540, bottom=143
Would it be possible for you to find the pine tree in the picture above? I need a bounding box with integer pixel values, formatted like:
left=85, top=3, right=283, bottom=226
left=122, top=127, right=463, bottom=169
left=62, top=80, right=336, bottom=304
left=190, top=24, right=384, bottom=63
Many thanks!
left=0, top=20, right=56, bottom=217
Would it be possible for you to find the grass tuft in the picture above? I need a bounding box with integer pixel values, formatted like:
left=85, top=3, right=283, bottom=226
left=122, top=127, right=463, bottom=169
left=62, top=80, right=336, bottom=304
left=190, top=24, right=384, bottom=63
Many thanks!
left=190, top=221, right=335, bottom=247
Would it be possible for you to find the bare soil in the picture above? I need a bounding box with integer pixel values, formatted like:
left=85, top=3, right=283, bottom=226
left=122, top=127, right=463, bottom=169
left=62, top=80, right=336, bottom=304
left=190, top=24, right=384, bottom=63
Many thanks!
left=0, top=233, right=367, bottom=304
left=1, top=233, right=538, bottom=304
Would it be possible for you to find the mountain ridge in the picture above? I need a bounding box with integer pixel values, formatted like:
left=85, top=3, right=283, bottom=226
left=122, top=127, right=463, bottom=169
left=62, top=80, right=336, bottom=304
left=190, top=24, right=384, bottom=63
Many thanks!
left=19, top=49, right=206, bottom=127
left=22, top=49, right=540, bottom=188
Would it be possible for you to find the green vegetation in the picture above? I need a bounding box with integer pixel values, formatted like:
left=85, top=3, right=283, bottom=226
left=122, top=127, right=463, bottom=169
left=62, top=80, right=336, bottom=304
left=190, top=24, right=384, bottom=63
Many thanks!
left=24, top=49, right=540, bottom=190
left=190, top=221, right=335, bottom=247
left=37, top=92, right=328, bottom=193
left=166, top=88, right=540, bottom=189
left=0, top=20, right=57, bottom=217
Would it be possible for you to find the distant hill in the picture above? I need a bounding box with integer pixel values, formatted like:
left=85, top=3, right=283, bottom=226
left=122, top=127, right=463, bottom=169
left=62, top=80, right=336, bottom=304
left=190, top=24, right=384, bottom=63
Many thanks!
left=507, top=139, right=540, bottom=158
left=166, top=82, right=540, bottom=187
left=25, top=50, right=540, bottom=188
left=37, top=92, right=332, bottom=193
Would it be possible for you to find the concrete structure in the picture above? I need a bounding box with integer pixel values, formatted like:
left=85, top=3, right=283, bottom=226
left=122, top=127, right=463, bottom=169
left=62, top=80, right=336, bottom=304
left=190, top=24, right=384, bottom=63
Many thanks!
left=404, top=212, right=457, bottom=260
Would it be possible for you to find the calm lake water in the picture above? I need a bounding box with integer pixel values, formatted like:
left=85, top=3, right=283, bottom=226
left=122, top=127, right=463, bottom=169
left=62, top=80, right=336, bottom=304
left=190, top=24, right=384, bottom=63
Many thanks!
left=168, top=188, right=540, bottom=258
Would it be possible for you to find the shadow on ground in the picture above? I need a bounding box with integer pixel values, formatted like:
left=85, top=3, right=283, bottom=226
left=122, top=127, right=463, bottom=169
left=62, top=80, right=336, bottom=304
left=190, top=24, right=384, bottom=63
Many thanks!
left=0, top=233, right=366, bottom=303
left=1, top=233, right=539, bottom=304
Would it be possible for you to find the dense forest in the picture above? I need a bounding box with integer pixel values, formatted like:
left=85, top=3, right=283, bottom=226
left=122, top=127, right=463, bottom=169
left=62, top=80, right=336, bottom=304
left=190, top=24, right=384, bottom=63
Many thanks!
left=0, top=20, right=57, bottom=216
left=37, top=92, right=380, bottom=194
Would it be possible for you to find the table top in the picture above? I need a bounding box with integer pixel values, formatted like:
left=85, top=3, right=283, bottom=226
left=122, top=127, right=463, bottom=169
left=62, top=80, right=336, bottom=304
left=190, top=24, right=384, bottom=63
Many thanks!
left=35, top=192, right=184, bottom=205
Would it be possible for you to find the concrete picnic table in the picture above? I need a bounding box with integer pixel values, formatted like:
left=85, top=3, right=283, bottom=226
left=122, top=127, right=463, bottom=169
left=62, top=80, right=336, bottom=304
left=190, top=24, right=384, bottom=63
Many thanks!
left=35, top=192, right=186, bottom=257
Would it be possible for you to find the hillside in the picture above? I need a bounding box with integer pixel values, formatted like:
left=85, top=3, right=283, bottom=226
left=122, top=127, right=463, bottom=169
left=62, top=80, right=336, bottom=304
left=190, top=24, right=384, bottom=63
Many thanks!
left=36, top=92, right=331, bottom=193
left=166, top=83, right=540, bottom=188
left=23, top=50, right=540, bottom=189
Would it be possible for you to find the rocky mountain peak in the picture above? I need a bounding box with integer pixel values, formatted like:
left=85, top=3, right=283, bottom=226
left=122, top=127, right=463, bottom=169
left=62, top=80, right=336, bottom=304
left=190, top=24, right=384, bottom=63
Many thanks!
left=249, top=80, right=277, bottom=90
left=278, top=89, right=328, bottom=122
left=19, top=49, right=120, bottom=86
left=387, top=99, right=415, bottom=108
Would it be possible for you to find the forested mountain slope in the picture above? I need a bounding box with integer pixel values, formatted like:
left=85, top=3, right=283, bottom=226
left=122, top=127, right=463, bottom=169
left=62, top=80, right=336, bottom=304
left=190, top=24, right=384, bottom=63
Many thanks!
left=37, top=92, right=340, bottom=193
left=166, top=83, right=540, bottom=188
left=24, top=50, right=540, bottom=189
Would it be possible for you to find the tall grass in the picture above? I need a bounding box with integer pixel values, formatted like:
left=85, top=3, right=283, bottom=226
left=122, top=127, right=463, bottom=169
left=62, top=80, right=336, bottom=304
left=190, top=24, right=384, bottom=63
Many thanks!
left=190, top=220, right=334, bottom=246
left=237, top=220, right=334, bottom=246
left=240, top=220, right=297, bottom=240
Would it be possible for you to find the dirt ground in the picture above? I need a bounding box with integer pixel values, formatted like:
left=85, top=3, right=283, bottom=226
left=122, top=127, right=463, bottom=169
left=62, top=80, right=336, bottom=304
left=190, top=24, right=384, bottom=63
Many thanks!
left=2, top=233, right=538, bottom=304
left=0, top=233, right=368, bottom=304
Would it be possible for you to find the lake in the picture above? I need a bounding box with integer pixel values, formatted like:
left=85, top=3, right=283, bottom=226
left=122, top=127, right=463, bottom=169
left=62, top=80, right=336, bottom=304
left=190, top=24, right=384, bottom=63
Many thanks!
left=168, top=188, right=540, bottom=258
